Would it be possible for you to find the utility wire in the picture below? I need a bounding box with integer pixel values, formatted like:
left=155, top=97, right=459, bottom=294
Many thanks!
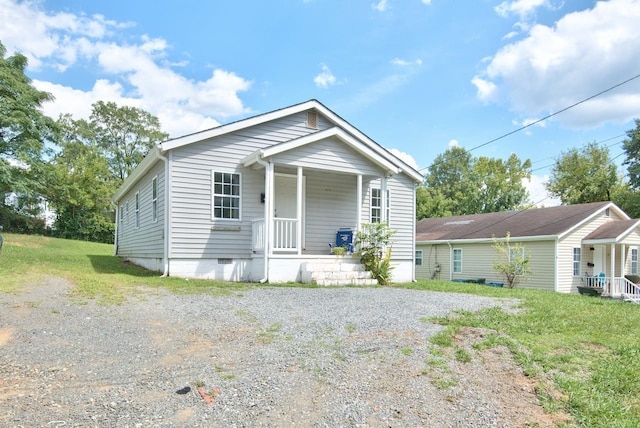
left=467, top=72, right=640, bottom=152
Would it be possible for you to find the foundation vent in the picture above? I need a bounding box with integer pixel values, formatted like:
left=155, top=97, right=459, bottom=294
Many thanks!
left=218, top=258, right=233, bottom=265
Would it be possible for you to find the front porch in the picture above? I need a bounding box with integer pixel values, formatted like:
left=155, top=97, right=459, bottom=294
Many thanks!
left=579, top=241, right=640, bottom=303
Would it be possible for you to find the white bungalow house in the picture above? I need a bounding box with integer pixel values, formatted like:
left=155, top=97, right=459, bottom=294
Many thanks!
left=415, top=201, right=640, bottom=301
left=112, top=100, right=423, bottom=284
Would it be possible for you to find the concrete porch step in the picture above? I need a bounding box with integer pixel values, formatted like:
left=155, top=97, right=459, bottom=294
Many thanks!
left=301, top=258, right=378, bottom=286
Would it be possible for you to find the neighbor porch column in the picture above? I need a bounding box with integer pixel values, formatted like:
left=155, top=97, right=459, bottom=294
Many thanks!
left=610, top=243, right=616, bottom=296
left=296, top=166, right=303, bottom=255
left=620, top=243, right=626, bottom=284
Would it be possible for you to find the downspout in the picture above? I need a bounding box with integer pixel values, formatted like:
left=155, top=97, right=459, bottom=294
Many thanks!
left=255, top=153, right=270, bottom=283
left=447, top=241, right=453, bottom=281
left=153, top=148, right=170, bottom=277
left=112, top=201, right=119, bottom=256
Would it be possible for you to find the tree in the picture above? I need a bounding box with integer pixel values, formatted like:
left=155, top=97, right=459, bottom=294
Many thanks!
left=355, top=222, right=396, bottom=285
left=89, top=101, right=169, bottom=182
left=622, top=118, right=640, bottom=190
left=492, top=232, right=531, bottom=288
left=546, top=142, right=618, bottom=204
left=419, top=147, right=531, bottom=219
left=0, top=41, right=58, bottom=194
left=44, top=115, right=117, bottom=242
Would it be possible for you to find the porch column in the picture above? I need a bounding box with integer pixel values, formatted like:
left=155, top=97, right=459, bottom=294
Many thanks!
left=265, top=161, right=274, bottom=257
left=296, top=166, right=303, bottom=255
left=381, top=175, right=388, bottom=223
left=620, top=243, right=626, bottom=286
left=610, top=243, right=616, bottom=296
left=356, top=174, right=362, bottom=232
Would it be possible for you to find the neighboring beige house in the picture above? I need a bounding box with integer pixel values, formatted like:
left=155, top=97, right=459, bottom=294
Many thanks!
left=415, top=201, right=640, bottom=299
left=112, top=100, right=423, bottom=284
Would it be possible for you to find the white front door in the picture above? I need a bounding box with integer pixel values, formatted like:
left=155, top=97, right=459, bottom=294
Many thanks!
left=593, top=246, right=605, bottom=276
left=274, top=175, right=297, bottom=218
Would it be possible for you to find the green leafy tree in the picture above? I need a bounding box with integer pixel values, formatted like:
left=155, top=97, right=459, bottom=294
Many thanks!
left=90, top=101, right=169, bottom=181
left=0, top=41, right=58, bottom=196
left=622, top=118, right=640, bottom=190
left=419, top=147, right=531, bottom=218
left=546, top=142, right=618, bottom=204
left=44, top=116, right=117, bottom=242
left=492, top=232, right=531, bottom=288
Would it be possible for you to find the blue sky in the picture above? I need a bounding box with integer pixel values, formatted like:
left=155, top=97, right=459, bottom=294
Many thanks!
left=2, top=0, right=639, bottom=205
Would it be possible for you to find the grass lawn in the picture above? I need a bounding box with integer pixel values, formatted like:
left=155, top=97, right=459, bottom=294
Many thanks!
left=1, top=233, right=639, bottom=426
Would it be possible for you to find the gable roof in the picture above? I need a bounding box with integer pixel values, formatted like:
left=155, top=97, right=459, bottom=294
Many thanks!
left=416, top=201, right=627, bottom=242
left=159, top=99, right=422, bottom=182
left=113, top=100, right=422, bottom=203
left=583, top=219, right=640, bottom=243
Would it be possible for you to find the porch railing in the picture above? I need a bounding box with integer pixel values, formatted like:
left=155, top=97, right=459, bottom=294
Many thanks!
left=251, top=218, right=298, bottom=253
left=617, top=278, right=640, bottom=303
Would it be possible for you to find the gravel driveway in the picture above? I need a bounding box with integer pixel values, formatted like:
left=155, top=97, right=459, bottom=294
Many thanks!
left=0, top=277, right=547, bottom=427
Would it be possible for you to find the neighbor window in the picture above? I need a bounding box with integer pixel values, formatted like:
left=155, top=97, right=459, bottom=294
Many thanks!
left=573, top=247, right=581, bottom=276
left=126, top=201, right=129, bottom=223
left=632, top=248, right=638, bottom=275
left=212, top=171, right=241, bottom=220
left=135, top=192, right=140, bottom=228
left=151, top=176, right=158, bottom=223
left=453, top=248, right=462, bottom=273
left=119, top=205, right=124, bottom=224
left=371, top=188, right=390, bottom=223
left=415, top=250, right=423, bottom=266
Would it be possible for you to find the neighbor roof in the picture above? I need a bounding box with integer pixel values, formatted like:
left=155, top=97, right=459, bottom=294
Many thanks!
left=416, top=201, right=624, bottom=242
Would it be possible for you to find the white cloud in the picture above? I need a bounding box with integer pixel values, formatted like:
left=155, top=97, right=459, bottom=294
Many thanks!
left=522, top=174, right=560, bottom=207
left=478, top=0, right=640, bottom=129
left=388, top=148, right=418, bottom=169
left=495, top=0, right=550, bottom=19
left=422, top=0, right=432, bottom=4
left=470, top=76, right=498, bottom=102
left=372, top=0, right=389, bottom=12
left=0, top=0, right=251, bottom=138
left=314, top=65, right=337, bottom=88
left=391, top=58, right=422, bottom=67
left=448, top=139, right=459, bottom=148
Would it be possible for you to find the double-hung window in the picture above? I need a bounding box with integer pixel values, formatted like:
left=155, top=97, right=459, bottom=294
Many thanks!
left=212, top=171, right=241, bottom=220
left=509, top=247, right=525, bottom=275
left=415, top=250, right=423, bottom=266
left=632, top=248, right=638, bottom=275
left=371, top=188, right=390, bottom=223
left=151, top=176, right=158, bottom=223
left=573, top=247, right=581, bottom=276
left=453, top=248, right=462, bottom=273
left=135, top=192, right=140, bottom=228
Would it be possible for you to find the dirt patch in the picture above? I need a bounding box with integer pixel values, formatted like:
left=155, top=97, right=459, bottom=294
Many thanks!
left=0, top=327, right=13, bottom=346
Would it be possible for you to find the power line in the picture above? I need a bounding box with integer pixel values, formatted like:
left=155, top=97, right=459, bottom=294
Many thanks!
left=467, top=73, right=640, bottom=152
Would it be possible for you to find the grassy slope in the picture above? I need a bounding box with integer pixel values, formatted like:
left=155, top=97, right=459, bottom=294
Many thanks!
left=1, top=233, right=639, bottom=426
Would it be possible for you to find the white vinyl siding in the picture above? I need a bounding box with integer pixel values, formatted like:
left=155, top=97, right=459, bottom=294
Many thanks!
left=573, top=247, right=581, bottom=276
left=632, top=248, right=638, bottom=275
left=453, top=248, right=462, bottom=273
left=212, top=171, right=241, bottom=220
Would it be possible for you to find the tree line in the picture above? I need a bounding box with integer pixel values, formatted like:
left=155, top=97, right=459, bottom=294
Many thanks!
left=3, top=39, right=640, bottom=244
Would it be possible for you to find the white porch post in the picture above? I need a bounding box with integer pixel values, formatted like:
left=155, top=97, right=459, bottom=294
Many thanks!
left=610, top=243, right=616, bottom=296
left=296, top=166, right=303, bottom=255
left=265, top=162, right=274, bottom=257
left=356, top=174, right=362, bottom=232
left=381, top=175, right=388, bottom=223
left=621, top=243, right=626, bottom=282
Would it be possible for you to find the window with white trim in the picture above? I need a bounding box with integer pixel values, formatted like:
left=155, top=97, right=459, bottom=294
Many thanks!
left=371, top=188, right=390, bottom=223
left=119, top=206, right=124, bottom=224
left=151, top=176, right=158, bottom=223
left=212, top=171, right=241, bottom=220
left=415, top=250, right=423, bottom=266
left=632, top=248, right=638, bottom=275
left=135, top=192, right=140, bottom=228
left=126, top=201, right=129, bottom=223
left=453, top=248, right=462, bottom=273
left=573, top=247, right=581, bottom=276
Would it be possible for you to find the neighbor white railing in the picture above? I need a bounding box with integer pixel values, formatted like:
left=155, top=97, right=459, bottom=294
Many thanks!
left=619, top=278, right=640, bottom=304
left=251, top=218, right=298, bottom=253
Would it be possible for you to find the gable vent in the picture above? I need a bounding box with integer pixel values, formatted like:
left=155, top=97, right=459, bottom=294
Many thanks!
left=306, top=111, right=318, bottom=129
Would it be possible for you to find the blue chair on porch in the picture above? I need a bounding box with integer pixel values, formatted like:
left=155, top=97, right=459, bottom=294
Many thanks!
left=329, top=228, right=354, bottom=254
